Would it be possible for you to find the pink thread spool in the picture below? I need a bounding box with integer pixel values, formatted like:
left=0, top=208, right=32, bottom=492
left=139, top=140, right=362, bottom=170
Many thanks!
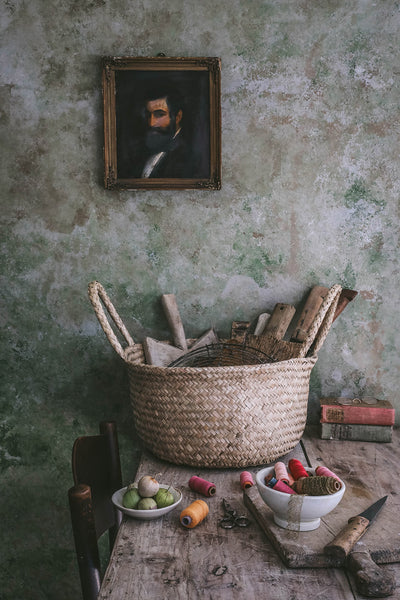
left=315, top=466, right=341, bottom=481
left=274, top=461, right=291, bottom=485
left=266, top=477, right=297, bottom=495
left=189, top=476, right=216, bottom=497
left=240, top=471, right=254, bottom=489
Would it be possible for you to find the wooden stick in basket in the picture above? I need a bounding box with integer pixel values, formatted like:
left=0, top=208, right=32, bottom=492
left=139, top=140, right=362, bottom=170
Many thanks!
left=291, top=286, right=327, bottom=343
left=254, top=312, right=271, bottom=335
left=161, top=294, right=188, bottom=351
left=230, top=321, right=251, bottom=343
left=245, top=285, right=341, bottom=362
left=260, top=303, right=296, bottom=340
left=143, top=337, right=185, bottom=367
left=144, top=328, right=220, bottom=367
left=291, top=286, right=357, bottom=343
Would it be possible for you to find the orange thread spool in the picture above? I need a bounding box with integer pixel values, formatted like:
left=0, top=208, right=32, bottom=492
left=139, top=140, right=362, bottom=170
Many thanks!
left=180, top=500, right=209, bottom=528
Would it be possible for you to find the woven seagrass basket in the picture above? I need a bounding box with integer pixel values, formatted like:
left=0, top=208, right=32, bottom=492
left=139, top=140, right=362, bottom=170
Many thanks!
left=88, top=282, right=341, bottom=468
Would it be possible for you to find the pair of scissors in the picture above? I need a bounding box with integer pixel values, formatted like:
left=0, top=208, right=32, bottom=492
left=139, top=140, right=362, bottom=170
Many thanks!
left=219, top=498, right=251, bottom=529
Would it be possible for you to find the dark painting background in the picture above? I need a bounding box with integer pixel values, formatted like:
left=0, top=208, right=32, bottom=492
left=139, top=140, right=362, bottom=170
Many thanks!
left=115, top=70, right=210, bottom=178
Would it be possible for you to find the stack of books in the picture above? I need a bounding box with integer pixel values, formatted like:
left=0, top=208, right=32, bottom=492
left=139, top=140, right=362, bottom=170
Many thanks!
left=320, top=397, right=395, bottom=443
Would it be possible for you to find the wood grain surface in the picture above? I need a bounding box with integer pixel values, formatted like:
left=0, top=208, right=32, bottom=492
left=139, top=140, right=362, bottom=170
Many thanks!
left=303, top=427, right=400, bottom=566
left=98, top=427, right=400, bottom=600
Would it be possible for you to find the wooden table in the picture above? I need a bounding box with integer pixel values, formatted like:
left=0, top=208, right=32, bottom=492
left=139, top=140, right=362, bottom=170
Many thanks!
left=99, top=427, right=400, bottom=600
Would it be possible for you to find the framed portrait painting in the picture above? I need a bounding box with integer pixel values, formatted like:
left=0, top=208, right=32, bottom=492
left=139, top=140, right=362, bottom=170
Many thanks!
left=102, top=56, right=221, bottom=190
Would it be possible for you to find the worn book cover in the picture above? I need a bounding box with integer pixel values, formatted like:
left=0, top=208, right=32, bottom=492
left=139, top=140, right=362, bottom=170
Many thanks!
left=320, top=421, right=393, bottom=443
left=320, top=397, right=395, bottom=426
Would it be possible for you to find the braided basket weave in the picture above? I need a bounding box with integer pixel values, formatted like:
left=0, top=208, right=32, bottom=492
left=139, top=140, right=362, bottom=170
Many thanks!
left=88, top=282, right=341, bottom=468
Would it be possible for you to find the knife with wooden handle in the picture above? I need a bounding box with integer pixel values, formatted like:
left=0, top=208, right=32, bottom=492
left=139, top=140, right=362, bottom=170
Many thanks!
left=325, top=496, right=395, bottom=597
left=325, top=513, right=371, bottom=561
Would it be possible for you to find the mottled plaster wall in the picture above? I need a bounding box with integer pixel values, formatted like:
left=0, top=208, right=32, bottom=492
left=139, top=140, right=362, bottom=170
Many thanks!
left=1, top=1, right=399, bottom=597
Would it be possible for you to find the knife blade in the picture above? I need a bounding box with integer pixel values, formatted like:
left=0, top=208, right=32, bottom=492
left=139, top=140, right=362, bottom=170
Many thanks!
left=324, top=495, right=388, bottom=561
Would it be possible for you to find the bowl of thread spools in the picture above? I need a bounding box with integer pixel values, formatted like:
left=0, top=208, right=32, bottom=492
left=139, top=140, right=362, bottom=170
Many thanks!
left=256, top=459, right=345, bottom=531
left=112, top=475, right=182, bottom=520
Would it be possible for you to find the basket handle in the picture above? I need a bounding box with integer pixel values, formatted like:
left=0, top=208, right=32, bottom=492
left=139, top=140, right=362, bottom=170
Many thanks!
left=303, top=284, right=342, bottom=357
left=88, top=281, right=135, bottom=359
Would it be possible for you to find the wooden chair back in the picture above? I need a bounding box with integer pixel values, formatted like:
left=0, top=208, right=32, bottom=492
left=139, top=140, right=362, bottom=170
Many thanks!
left=68, top=421, right=123, bottom=600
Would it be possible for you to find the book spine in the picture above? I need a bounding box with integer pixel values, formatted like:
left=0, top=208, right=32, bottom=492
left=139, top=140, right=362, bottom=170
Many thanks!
left=320, top=422, right=393, bottom=443
left=320, top=406, right=395, bottom=426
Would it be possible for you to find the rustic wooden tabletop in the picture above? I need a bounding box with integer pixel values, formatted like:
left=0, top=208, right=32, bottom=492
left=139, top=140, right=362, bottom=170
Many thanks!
left=99, top=426, right=400, bottom=600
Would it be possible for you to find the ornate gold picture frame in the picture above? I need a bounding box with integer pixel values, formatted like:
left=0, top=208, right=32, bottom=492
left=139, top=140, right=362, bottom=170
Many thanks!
left=102, top=56, right=221, bottom=190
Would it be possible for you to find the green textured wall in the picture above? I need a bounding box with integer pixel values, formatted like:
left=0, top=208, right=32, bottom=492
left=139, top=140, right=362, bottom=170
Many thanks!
left=1, top=1, right=399, bottom=597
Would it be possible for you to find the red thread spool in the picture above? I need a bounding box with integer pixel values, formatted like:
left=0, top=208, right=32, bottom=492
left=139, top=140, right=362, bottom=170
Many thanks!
left=240, top=471, right=254, bottom=489
left=288, top=459, right=309, bottom=481
left=315, top=466, right=340, bottom=481
left=189, top=476, right=216, bottom=497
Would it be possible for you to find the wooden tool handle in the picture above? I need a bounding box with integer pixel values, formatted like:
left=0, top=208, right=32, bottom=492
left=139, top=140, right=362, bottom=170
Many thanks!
left=291, top=286, right=357, bottom=343
left=261, top=303, right=296, bottom=340
left=334, top=289, right=358, bottom=321
left=253, top=313, right=270, bottom=336
left=324, top=516, right=370, bottom=561
left=161, top=294, right=187, bottom=350
left=230, top=321, right=251, bottom=343
left=347, top=547, right=396, bottom=597
left=291, top=286, right=328, bottom=342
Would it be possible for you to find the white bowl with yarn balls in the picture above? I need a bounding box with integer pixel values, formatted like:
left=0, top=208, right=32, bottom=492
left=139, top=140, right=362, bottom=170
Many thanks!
left=256, top=466, right=346, bottom=531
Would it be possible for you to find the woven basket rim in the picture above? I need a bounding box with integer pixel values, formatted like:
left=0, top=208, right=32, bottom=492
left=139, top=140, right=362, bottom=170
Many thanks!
left=124, top=344, right=318, bottom=373
left=88, top=280, right=341, bottom=367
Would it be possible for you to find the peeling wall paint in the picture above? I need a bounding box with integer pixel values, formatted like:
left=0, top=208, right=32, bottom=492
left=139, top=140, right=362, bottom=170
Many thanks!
left=1, top=1, right=399, bottom=597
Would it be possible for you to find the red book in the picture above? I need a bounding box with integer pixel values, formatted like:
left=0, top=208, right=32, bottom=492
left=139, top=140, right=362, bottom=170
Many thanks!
left=320, top=397, right=395, bottom=426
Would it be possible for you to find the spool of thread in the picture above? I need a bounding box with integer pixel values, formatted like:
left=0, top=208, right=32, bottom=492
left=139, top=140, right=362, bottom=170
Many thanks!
left=188, top=476, right=216, bottom=497
left=274, top=461, right=292, bottom=485
left=266, top=476, right=297, bottom=495
left=288, top=458, right=309, bottom=481
left=292, top=476, right=342, bottom=495
left=287, top=471, right=295, bottom=486
left=180, top=500, right=209, bottom=528
left=264, top=473, right=274, bottom=485
left=315, top=466, right=341, bottom=481
left=240, top=471, right=254, bottom=489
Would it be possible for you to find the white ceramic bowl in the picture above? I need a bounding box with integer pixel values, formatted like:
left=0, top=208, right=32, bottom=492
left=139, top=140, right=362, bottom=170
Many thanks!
left=112, top=484, right=182, bottom=520
left=256, top=466, right=345, bottom=531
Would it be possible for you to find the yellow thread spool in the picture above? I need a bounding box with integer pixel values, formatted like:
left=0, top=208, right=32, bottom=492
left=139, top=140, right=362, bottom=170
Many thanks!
left=180, top=500, right=209, bottom=528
